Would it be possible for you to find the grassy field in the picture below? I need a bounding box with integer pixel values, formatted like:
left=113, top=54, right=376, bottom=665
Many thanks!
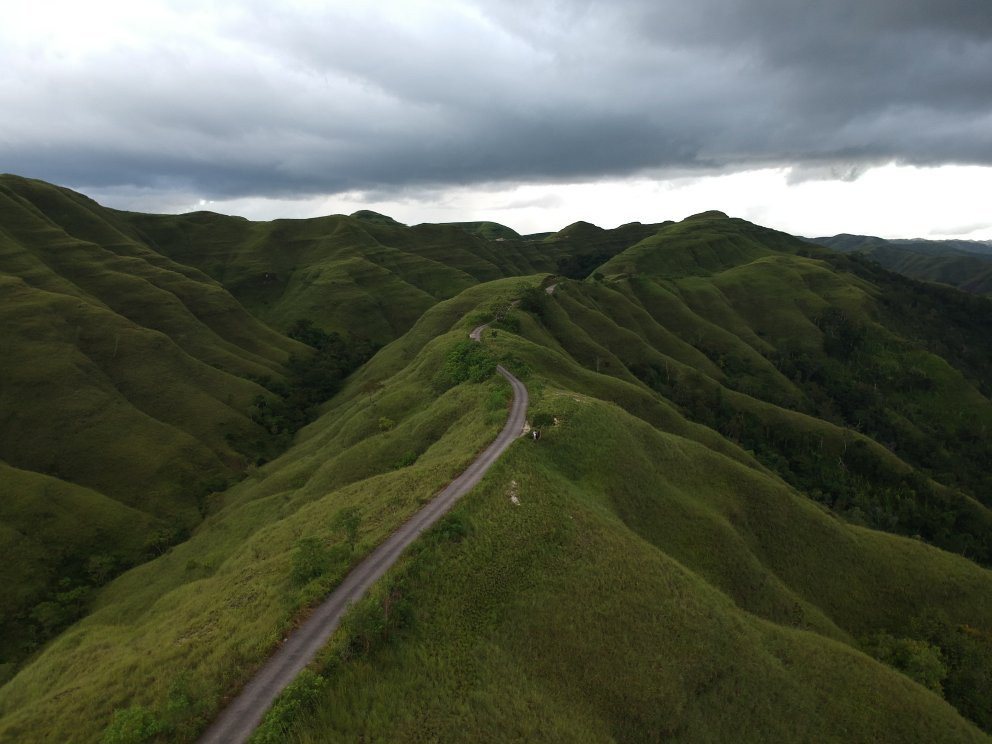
left=3, top=182, right=992, bottom=742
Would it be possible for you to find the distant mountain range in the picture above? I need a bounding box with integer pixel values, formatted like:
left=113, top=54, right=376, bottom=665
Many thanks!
left=810, top=234, right=992, bottom=296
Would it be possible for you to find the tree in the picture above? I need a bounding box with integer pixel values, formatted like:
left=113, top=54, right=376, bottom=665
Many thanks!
left=531, top=412, right=554, bottom=428
left=291, top=537, right=329, bottom=584
left=333, top=507, right=362, bottom=552
left=864, top=632, right=948, bottom=693
left=518, top=287, right=548, bottom=317
left=361, top=379, right=385, bottom=399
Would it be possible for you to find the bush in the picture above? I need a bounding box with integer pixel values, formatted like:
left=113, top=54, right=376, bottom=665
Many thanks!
left=499, top=354, right=531, bottom=379
left=494, top=314, right=521, bottom=333
left=291, top=537, right=331, bottom=585
left=518, top=287, right=548, bottom=317
left=485, top=383, right=511, bottom=412
left=864, top=632, right=948, bottom=693
left=332, top=507, right=362, bottom=552
left=251, top=670, right=327, bottom=744
left=338, top=582, right=416, bottom=661
left=433, top=341, right=496, bottom=390
left=393, top=450, right=419, bottom=469
left=531, top=412, right=555, bottom=428
left=101, top=706, right=163, bottom=744
left=433, top=513, right=469, bottom=543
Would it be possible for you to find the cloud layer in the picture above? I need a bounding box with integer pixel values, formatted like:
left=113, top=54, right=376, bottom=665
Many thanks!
left=3, top=0, right=991, bottom=200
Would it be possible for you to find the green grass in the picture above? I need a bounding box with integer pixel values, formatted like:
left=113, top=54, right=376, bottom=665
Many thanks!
left=277, top=378, right=991, bottom=742
left=0, top=176, right=312, bottom=660
left=3, top=182, right=992, bottom=742
left=526, top=223, right=992, bottom=565
left=0, top=278, right=528, bottom=743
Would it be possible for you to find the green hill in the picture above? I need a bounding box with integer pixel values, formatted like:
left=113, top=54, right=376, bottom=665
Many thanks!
left=0, top=175, right=312, bottom=662
left=1, top=183, right=991, bottom=742
left=116, top=210, right=668, bottom=340
left=442, top=220, right=521, bottom=241
left=812, top=234, right=992, bottom=296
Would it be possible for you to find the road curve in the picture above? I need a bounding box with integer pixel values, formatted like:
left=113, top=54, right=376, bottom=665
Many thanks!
left=197, top=321, right=527, bottom=744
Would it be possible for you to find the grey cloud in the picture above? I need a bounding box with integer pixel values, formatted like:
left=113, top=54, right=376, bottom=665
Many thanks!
left=2, top=0, right=991, bottom=201
left=929, top=221, right=992, bottom=237
left=495, top=193, right=565, bottom=210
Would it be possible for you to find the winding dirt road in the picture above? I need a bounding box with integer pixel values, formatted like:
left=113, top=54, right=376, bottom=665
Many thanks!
left=197, top=320, right=527, bottom=744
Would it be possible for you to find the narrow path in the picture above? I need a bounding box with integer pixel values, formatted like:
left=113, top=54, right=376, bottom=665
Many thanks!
left=197, top=320, right=526, bottom=744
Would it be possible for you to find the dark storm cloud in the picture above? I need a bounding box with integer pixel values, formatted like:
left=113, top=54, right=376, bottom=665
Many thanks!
left=2, top=0, right=991, bottom=200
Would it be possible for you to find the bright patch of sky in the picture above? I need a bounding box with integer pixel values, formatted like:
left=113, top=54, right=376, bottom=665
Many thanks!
left=4, top=0, right=992, bottom=240
left=97, top=164, right=992, bottom=241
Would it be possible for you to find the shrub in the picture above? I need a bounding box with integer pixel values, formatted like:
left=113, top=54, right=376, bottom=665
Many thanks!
left=518, top=287, right=548, bottom=317
left=433, top=513, right=469, bottom=543
left=101, top=706, right=163, bottom=744
left=291, top=537, right=331, bottom=585
left=499, top=354, right=531, bottom=379
left=433, top=341, right=496, bottom=390
left=531, top=412, right=555, bottom=428
left=338, top=586, right=415, bottom=661
left=332, top=507, right=362, bottom=552
left=393, top=450, right=418, bottom=469
left=251, top=670, right=327, bottom=744
left=864, top=632, right=948, bottom=693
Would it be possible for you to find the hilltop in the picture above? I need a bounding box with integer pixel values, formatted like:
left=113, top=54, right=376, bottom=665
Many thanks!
left=1, top=177, right=991, bottom=742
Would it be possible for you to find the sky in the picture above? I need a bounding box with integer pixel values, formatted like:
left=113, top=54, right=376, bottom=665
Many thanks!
left=2, top=0, right=991, bottom=239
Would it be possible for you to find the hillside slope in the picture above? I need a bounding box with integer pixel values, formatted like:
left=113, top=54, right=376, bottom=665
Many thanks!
left=0, top=176, right=306, bottom=662
left=812, top=234, right=992, bottom=296
left=113, top=210, right=665, bottom=341
left=276, top=218, right=992, bottom=742
left=2, top=190, right=991, bottom=742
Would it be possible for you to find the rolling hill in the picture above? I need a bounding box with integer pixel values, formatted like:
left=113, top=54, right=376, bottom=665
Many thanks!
left=1, top=179, right=991, bottom=742
left=0, top=176, right=309, bottom=662
left=812, top=234, right=992, bottom=296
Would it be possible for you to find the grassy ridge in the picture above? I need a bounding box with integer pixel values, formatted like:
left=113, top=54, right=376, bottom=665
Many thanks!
left=117, top=211, right=531, bottom=342
left=0, top=176, right=307, bottom=662
left=534, top=215, right=992, bottom=566
left=0, top=278, right=530, bottom=743
left=116, top=209, right=667, bottom=341
left=271, top=323, right=992, bottom=743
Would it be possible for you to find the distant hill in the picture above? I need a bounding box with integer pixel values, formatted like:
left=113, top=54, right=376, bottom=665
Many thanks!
left=2, top=178, right=992, bottom=742
left=349, top=209, right=405, bottom=227
left=115, top=209, right=666, bottom=340
left=811, top=234, right=992, bottom=295
left=816, top=233, right=992, bottom=256
left=442, top=220, right=521, bottom=241
left=543, top=219, right=670, bottom=278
